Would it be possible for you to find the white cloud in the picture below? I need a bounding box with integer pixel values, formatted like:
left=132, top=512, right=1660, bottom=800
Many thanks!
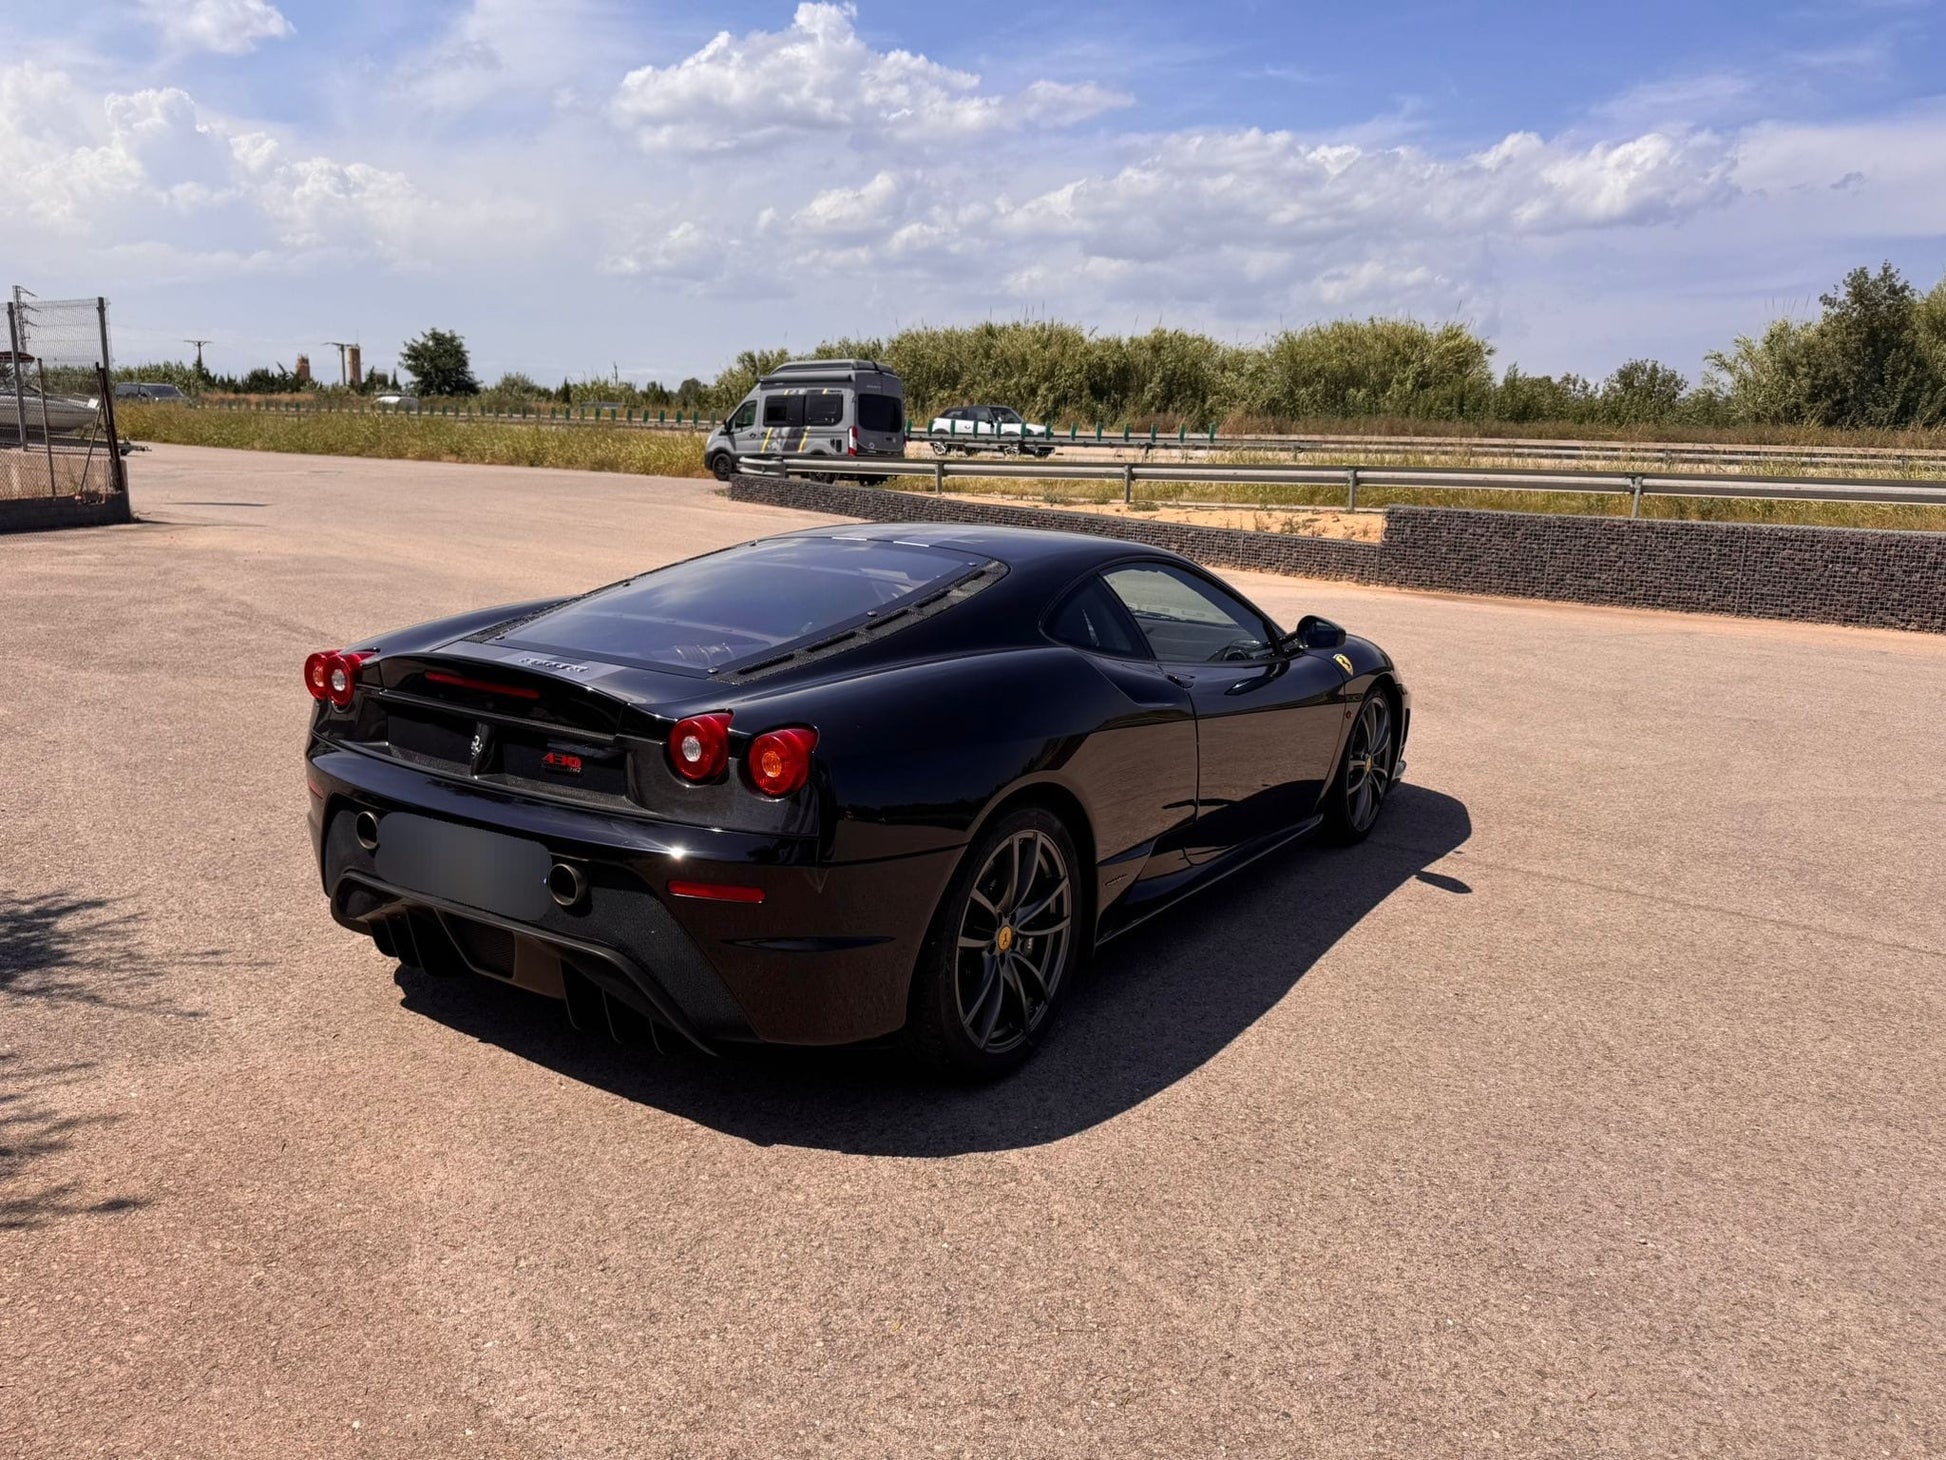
left=610, top=2, right=1127, bottom=151
left=0, top=63, right=547, bottom=270
left=137, top=0, right=294, bottom=57
left=6, top=6, right=1946, bottom=382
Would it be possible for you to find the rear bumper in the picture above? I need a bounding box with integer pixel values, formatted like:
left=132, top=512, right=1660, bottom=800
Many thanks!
left=307, top=745, right=961, bottom=1046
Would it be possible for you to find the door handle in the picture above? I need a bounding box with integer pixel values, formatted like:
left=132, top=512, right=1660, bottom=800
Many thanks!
left=1164, top=671, right=1194, bottom=688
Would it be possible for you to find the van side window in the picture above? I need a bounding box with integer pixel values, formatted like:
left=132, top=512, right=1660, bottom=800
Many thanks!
left=857, top=393, right=902, bottom=433
left=762, top=395, right=804, bottom=428
left=728, top=401, right=756, bottom=430
left=804, top=391, right=844, bottom=427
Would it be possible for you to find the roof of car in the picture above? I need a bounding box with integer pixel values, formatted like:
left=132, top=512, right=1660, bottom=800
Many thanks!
left=777, top=520, right=1185, bottom=571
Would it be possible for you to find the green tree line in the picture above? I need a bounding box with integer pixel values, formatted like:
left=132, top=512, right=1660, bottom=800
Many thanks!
left=120, top=261, right=1946, bottom=433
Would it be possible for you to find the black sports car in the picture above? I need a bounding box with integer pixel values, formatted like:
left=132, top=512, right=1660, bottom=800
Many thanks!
left=306, top=523, right=1408, bottom=1078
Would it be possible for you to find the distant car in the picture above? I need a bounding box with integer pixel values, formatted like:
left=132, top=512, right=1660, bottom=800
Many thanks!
left=114, top=382, right=186, bottom=402
left=929, top=405, right=1054, bottom=457
left=373, top=392, right=419, bottom=409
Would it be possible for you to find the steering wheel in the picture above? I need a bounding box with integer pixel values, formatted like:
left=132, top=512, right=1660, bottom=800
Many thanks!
left=1213, top=638, right=1263, bottom=663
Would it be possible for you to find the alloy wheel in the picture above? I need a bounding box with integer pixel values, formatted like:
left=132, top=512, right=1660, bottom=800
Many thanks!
left=952, top=828, right=1073, bottom=1054
left=1342, top=695, right=1395, bottom=834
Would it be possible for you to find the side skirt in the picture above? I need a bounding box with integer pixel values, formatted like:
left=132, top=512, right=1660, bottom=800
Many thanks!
left=1095, top=815, right=1324, bottom=947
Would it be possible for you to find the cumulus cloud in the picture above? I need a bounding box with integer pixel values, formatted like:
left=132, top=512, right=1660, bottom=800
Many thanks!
left=137, top=0, right=293, bottom=57
left=611, top=2, right=1127, bottom=151
left=0, top=63, right=543, bottom=270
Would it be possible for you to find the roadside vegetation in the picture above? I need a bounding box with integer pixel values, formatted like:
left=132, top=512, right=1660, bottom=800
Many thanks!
left=117, top=261, right=1946, bottom=444
left=113, top=404, right=708, bottom=477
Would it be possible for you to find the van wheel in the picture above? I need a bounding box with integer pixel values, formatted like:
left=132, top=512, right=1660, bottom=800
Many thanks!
left=708, top=453, right=733, bottom=482
left=930, top=440, right=949, bottom=457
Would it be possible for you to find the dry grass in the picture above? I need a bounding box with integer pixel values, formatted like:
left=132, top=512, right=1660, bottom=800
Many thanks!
left=116, top=404, right=709, bottom=478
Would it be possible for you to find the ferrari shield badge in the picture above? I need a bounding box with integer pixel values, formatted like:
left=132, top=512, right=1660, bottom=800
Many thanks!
left=1333, top=653, right=1355, bottom=675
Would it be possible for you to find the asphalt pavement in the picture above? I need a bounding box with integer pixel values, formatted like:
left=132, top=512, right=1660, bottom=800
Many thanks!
left=3, top=445, right=1941, bottom=1458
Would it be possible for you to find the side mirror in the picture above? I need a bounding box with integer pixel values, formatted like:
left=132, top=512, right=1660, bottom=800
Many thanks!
left=1286, top=614, right=1347, bottom=652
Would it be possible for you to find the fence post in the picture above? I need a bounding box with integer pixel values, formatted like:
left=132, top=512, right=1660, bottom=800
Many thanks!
left=1347, top=467, right=1360, bottom=510
left=1629, top=474, right=1644, bottom=518
left=97, top=363, right=127, bottom=496
left=1123, top=462, right=1134, bottom=505
left=5, top=303, right=27, bottom=450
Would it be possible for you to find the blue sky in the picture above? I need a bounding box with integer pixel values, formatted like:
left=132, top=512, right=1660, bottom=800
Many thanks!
left=3, top=1, right=1942, bottom=387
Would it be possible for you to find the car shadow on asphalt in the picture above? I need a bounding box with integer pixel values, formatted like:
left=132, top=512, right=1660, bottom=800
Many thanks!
left=393, top=783, right=1471, bottom=1155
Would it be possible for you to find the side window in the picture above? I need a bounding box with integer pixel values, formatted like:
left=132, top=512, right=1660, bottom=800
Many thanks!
left=804, top=391, right=844, bottom=427
left=1046, top=577, right=1148, bottom=659
left=1102, top=564, right=1277, bottom=664
left=762, top=394, right=804, bottom=428
left=728, top=400, right=757, bottom=430
left=857, top=393, right=902, bottom=433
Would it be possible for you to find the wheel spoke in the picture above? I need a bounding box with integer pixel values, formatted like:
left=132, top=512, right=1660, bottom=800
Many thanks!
left=1011, top=949, right=1050, bottom=1003
left=998, top=834, right=1027, bottom=915
left=1017, top=912, right=1070, bottom=938
left=1000, top=961, right=1029, bottom=1027
left=1014, top=881, right=1064, bottom=929
left=970, top=955, right=1004, bottom=1044
left=956, top=933, right=989, bottom=949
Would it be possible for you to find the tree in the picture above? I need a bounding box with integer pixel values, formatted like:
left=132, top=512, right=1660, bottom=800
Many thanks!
left=399, top=328, right=480, bottom=397
left=675, top=377, right=706, bottom=409
left=1801, top=264, right=1936, bottom=428
left=1599, top=359, right=1688, bottom=424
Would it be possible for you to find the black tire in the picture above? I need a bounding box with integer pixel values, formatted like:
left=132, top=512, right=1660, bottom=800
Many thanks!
left=1323, top=688, right=1399, bottom=844
left=708, top=452, right=733, bottom=482
left=906, top=807, right=1081, bottom=1081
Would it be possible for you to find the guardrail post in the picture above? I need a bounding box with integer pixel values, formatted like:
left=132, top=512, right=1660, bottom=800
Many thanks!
left=1347, top=467, right=1360, bottom=510
left=1629, top=474, right=1644, bottom=518
left=934, top=459, right=944, bottom=493
left=1123, top=463, right=1134, bottom=505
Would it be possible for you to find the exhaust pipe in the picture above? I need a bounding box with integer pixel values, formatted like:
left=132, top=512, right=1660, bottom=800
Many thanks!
left=547, top=861, right=589, bottom=909
left=353, top=810, right=380, bottom=852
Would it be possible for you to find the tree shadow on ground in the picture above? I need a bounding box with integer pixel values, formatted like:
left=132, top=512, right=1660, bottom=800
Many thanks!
left=395, top=783, right=1471, bottom=1156
left=0, top=894, right=207, bottom=1229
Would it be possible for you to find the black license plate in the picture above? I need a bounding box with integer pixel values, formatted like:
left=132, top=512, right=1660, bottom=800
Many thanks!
left=372, top=813, right=552, bottom=921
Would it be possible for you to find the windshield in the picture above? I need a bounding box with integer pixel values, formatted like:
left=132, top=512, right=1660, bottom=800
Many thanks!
left=495, top=536, right=985, bottom=672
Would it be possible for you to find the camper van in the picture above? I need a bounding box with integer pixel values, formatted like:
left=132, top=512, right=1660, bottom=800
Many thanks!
left=703, top=359, right=906, bottom=481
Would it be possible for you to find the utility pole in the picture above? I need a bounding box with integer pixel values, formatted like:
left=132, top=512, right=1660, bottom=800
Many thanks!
left=326, top=341, right=353, bottom=386
left=184, top=339, right=211, bottom=377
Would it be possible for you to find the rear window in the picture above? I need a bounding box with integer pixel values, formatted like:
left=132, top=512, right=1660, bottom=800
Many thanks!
left=857, top=393, right=902, bottom=433
left=496, top=537, right=986, bottom=673
left=804, top=390, right=844, bottom=427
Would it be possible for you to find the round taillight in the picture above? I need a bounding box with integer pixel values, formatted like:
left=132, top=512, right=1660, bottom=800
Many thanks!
left=304, top=651, right=333, bottom=701
left=746, top=727, right=817, bottom=797
left=667, top=712, right=731, bottom=781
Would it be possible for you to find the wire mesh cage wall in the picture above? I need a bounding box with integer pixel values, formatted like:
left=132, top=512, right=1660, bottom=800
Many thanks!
left=2, top=293, right=125, bottom=502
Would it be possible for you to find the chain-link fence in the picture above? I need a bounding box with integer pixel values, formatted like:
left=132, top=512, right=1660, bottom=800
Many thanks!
left=2, top=292, right=126, bottom=502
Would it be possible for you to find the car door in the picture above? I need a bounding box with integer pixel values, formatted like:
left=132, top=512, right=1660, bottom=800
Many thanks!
left=758, top=390, right=805, bottom=456
left=1043, top=574, right=1200, bottom=915
left=1101, top=562, right=1348, bottom=862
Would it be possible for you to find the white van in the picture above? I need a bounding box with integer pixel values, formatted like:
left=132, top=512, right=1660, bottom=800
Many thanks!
left=704, top=359, right=906, bottom=481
